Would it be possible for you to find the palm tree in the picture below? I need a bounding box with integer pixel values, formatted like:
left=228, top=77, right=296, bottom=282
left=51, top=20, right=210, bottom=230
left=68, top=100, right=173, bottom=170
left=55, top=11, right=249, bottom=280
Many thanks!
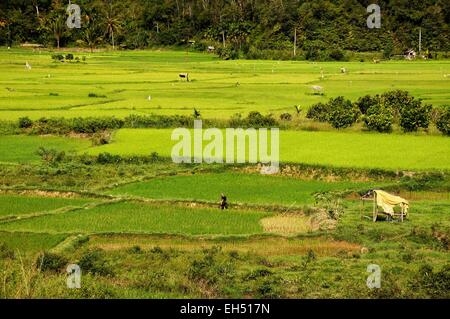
left=101, top=2, right=123, bottom=50
left=40, top=1, right=67, bottom=49
left=76, top=24, right=103, bottom=53
left=46, top=14, right=66, bottom=49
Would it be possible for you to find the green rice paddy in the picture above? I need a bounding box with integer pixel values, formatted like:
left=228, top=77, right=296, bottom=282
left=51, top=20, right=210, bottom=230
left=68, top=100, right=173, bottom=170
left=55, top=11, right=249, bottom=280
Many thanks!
left=0, top=201, right=270, bottom=236
left=1, top=48, right=449, bottom=120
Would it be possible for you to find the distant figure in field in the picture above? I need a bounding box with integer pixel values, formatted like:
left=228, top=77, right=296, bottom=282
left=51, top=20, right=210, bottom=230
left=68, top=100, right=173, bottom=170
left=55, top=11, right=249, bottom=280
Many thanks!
left=220, top=193, right=228, bottom=210
left=25, top=61, right=32, bottom=70
left=179, top=73, right=189, bottom=82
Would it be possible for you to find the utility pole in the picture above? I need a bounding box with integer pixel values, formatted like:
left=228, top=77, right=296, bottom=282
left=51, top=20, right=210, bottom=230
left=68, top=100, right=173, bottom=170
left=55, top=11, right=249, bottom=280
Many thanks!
left=419, top=27, right=422, bottom=56
left=293, top=27, right=297, bottom=57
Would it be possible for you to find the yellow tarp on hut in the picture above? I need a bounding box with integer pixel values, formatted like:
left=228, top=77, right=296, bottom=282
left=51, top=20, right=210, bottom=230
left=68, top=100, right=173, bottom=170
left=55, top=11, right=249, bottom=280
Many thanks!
left=373, top=190, right=409, bottom=216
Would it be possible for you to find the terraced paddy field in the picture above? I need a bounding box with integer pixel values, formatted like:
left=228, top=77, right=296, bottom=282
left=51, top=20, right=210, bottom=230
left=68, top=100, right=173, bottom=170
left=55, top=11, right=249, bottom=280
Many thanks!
left=0, top=135, right=91, bottom=163
left=87, top=128, right=450, bottom=170
left=107, top=172, right=376, bottom=205
left=0, top=48, right=449, bottom=120
left=0, top=48, right=448, bottom=299
left=0, top=201, right=271, bottom=236
left=0, top=194, right=95, bottom=218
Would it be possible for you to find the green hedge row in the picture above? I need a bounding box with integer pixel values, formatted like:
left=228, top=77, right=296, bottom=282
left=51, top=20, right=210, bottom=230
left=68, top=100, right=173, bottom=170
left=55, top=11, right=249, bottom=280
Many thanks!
left=18, top=112, right=279, bottom=135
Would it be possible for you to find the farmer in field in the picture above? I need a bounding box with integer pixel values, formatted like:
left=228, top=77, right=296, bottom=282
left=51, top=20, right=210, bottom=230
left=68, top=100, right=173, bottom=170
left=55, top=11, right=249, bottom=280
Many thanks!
left=220, top=193, right=229, bottom=210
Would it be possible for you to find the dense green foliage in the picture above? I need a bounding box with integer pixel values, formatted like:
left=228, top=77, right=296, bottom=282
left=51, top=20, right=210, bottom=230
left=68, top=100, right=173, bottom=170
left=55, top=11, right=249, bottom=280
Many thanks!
left=1, top=0, right=449, bottom=60
left=307, top=90, right=435, bottom=133
left=363, top=104, right=394, bottom=132
left=327, top=96, right=360, bottom=129
left=15, top=112, right=279, bottom=136
left=436, top=105, right=450, bottom=136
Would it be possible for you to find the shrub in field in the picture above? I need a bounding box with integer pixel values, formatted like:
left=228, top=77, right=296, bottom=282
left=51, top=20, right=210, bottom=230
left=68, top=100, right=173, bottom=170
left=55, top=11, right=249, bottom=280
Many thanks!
left=355, top=95, right=378, bottom=115
left=363, top=104, right=393, bottom=132
left=217, top=47, right=239, bottom=60
left=401, top=172, right=446, bottom=192
left=51, top=54, right=64, bottom=61
left=124, top=114, right=194, bottom=129
left=436, top=105, right=450, bottom=136
left=399, top=100, right=432, bottom=132
left=328, top=48, right=346, bottom=61
left=88, top=93, right=107, bottom=98
left=70, top=117, right=124, bottom=133
left=188, top=246, right=235, bottom=287
left=18, top=116, right=33, bottom=129
left=91, top=131, right=111, bottom=145
left=256, top=278, right=282, bottom=299
left=123, top=114, right=159, bottom=128
left=410, top=264, right=450, bottom=298
left=32, top=117, right=70, bottom=135
left=27, top=115, right=190, bottom=134
left=303, top=40, right=327, bottom=61
left=96, top=152, right=122, bottom=164
left=79, top=249, right=114, bottom=276
left=244, top=268, right=273, bottom=280
left=0, top=242, right=15, bottom=259
left=328, top=96, right=360, bottom=129
left=37, top=147, right=66, bottom=163
left=36, top=252, right=68, bottom=272
left=408, top=224, right=449, bottom=250
left=368, top=271, right=404, bottom=299
left=134, top=270, right=172, bottom=292
left=280, top=113, right=292, bottom=121
left=380, top=90, right=414, bottom=118
left=65, top=53, right=74, bottom=61
left=128, top=245, right=142, bottom=254
left=244, top=111, right=277, bottom=128
left=306, top=102, right=330, bottom=122
left=228, top=113, right=244, bottom=127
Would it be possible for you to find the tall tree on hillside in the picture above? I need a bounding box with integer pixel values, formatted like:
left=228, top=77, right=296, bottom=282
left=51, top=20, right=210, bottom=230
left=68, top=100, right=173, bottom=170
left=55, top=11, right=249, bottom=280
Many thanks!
left=75, top=3, right=103, bottom=52
left=42, top=12, right=65, bottom=48
left=100, top=1, right=123, bottom=50
left=77, top=23, right=103, bottom=53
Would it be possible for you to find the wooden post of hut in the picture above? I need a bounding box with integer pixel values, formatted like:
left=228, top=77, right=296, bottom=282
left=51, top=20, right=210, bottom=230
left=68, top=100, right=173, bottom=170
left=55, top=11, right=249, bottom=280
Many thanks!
left=372, top=192, right=377, bottom=222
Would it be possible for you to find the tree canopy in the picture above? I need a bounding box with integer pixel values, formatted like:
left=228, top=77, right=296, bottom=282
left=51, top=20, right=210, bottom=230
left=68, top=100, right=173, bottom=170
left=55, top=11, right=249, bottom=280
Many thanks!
left=0, top=0, right=448, bottom=59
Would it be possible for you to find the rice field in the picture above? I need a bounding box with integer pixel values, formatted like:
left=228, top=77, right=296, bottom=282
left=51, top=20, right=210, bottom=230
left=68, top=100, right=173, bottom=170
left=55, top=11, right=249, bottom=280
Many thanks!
left=0, top=135, right=90, bottom=163
left=0, top=48, right=449, bottom=299
left=0, top=201, right=271, bottom=236
left=107, top=172, right=374, bottom=205
left=0, top=194, right=94, bottom=217
left=0, top=48, right=449, bottom=120
left=87, top=128, right=450, bottom=170
left=0, top=231, right=67, bottom=253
